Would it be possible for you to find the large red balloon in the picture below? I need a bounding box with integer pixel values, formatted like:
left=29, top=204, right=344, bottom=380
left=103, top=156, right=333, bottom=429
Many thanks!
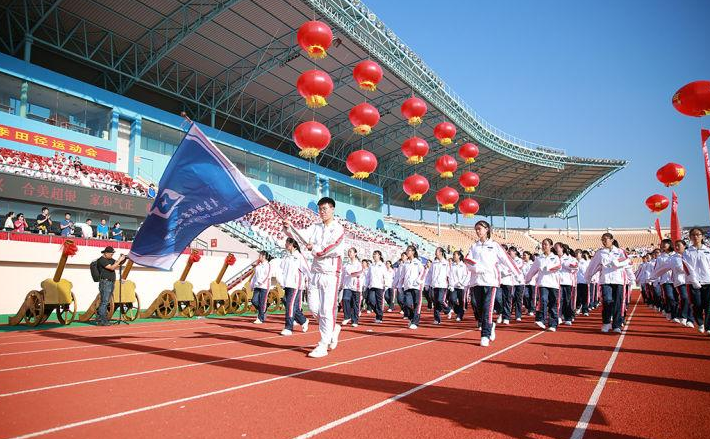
left=656, top=162, right=686, bottom=187
left=436, top=186, right=459, bottom=210
left=459, top=198, right=480, bottom=218
left=645, top=194, right=669, bottom=213
left=434, top=122, right=456, bottom=146
left=435, top=155, right=458, bottom=178
left=297, top=21, right=333, bottom=59
left=353, top=60, right=383, bottom=92
left=346, top=149, right=378, bottom=180
left=293, top=121, right=331, bottom=159
left=401, top=137, right=429, bottom=164
left=403, top=174, right=430, bottom=201
left=400, top=97, right=427, bottom=126
left=458, top=143, right=479, bottom=164
left=349, top=103, right=380, bottom=135
left=459, top=171, right=480, bottom=192
left=672, top=81, right=710, bottom=117
left=297, top=70, right=334, bottom=108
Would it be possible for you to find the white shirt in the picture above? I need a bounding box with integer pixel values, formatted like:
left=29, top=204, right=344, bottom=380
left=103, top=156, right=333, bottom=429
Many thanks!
left=295, top=220, right=345, bottom=275
left=558, top=254, right=578, bottom=286
left=448, top=261, right=469, bottom=289
left=384, top=267, right=394, bottom=288
left=653, top=252, right=674, bottom=284
left=653, top=252, right=699, bottom=288
left=77, top=223, right=93, bottom=238
left=341, top=258, right=363, bottom=292
left=401, top=258, right=425, bottom=290
left=585, top=246, right=630, bottom=285
left=429, top=258, right=449, bottom=289
left=576, top=258, right=590, bottom=284
left=4, top=217, right=14, bottom=229
left=522, top=260, right=537, bottom=286
left=279, top=250, right=310, bottom=290
left=525, top=253, right=561, bottom=289
left=684, top=244, right=710, bottom=284
left=250, top=260, right=271, bottom=290
left=465, top=239, right=521, bottom=287
left=368, top=261, right=387, bottom=289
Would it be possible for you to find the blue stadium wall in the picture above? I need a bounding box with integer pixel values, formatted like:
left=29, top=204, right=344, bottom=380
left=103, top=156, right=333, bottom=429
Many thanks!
left=0, top=54, right=385, bottom=229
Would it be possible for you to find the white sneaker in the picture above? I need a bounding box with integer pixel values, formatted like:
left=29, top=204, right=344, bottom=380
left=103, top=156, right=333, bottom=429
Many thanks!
left=681, top=318, right=687, bottom=326
left=673, top=318, right=681, bottom=324
left=399, top=310, right=404, bottom=315
left=456, top=317, right=461, bottom=322
left=528, top=311, right=535, bottom=316
left=280, top=329, right=293, bottom=336
left=408, top=323, right=418, bottom=330
left=308, top=345, right=328, bottom=358
left=480, top=337, right=490, bottom=347
left=516, top=317, right=522, bottom=322
left=253, top=319, right=263, bottom=325
left=601, top=323, right=611, bottom=333
left=699, top=325, right=705, bottom=333
left=366, top=310, right=371, bottom=314
left=558, top=318, right=563, bottom=325
left=686, top=321, right=695, bottom=328
left=342, top=318, right=351, bottom=325
left=302, top=319, right=309, bottom=333
left=548, top=327, right=557, bottom=332
left=476, top=326, right=482, bottom=331
left=490, top=322, right=496, bottom=341
left=352, top=323, right=358, bottom=327
left=433, top=320, right=441, bottom=325
left=329, top=324, right=341, bottom=350
left=583, top=312, right=589, bottom=316
left=386, top=309, right=393, bottom=313
left=496, top=315, right=503, bottom=324
left=535, top=321, right=546, bottom=330
left=564, top=321, right=572, bottom=326
left=613, top=327, right=622, bottom=333
left=375, top=319, right=382, bottom=324
left=503, top=319, right=510, bottom=325
left=447, top=310, right=454, bottom=320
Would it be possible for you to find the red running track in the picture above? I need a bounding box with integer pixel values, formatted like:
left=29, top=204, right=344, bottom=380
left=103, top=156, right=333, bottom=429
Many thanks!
left=0, top=290, right=708, bottom=439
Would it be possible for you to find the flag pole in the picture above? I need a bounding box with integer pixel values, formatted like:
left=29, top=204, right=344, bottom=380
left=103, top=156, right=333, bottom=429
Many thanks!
left=268, top=203, right=309, bottom=246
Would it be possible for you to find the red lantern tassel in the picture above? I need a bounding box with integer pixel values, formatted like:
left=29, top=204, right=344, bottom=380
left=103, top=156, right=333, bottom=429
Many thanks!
left=464, top=213, right=475, bottom=218
left=465, top=158, right=475, bottom=164
left=409, top=194, right=423, bottom=201
left=298, top=147, right=321, bottom=159
left=306, top=45, right=328, bottom=59
left=305, top=95, right=328, bottom=108
left=353, top=125, right=372, bottom=135
left=408, top=117, right=423, bottom=127
left=358, top=81, right=377, bottom=92
left=440, top=171, right=453, bottom=178
left=464, top=187, right=476, bottom=193
left=406, top=156, right=423, bottom=165
left=439, top=138, right=452, bottom=146
left=352, top=172, right=370, bottom=180
left=440, top=203, right=455, bottom=210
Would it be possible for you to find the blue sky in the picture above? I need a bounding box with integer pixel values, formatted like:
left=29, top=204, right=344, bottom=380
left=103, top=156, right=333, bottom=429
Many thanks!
left=370, top=0, right=710, bottom=229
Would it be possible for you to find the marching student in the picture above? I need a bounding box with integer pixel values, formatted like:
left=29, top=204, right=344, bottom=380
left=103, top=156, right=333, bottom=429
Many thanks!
left=423, top=259, right=434, bottom=310
left=250, top=251, right=271, bottom=325
left=430, top=247, right=451, bottom=324
left=465, top=220, right=521, bottom=346
left=394, top=252, right=409, bottom=318
left=590, top=271, right=601, bottom=310
left=278, top=238, right=310, bottom=336
left=525, top=238, right=561, bottom=332
left=384, top=260, right=395, bottom=312
left=653, top=240, right=700, bottom=327
left=499, top=251, right=516, bottom=325
left=635, top=254, right=651, bottom=306
left=401, top=245, right=426, bottom=329
left=585, top=232, right=631, bottom=333
left=361, top=259, right=372, bottom=314
left=684, top=227, right=710, bottom=334
left=649, top=248, right=663, bottom=312
left=367, top=250, right=387, bottom=323
left=283, top=196, right=345, bottom=358
left=521, top=251, right=536, bottom=316
left=654, top=239, right=676, bottom=321
left=555, top=242, right=578, bottom=326
left=575, top=249, right=591, bottom=316
left=450, top=250, right=469, bottom=321
left=510, top=248, right=526, bottom=322
left=468, top=258, right=481, bottom=329
left=341, top=247, right=362, bottom=327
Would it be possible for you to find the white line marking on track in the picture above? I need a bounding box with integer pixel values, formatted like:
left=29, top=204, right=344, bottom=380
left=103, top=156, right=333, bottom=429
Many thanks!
left=291, top=330, right=545, bottom=439
left=569, top=295, right=640, bottom=439
left=5, top=328, right=465, bottom=439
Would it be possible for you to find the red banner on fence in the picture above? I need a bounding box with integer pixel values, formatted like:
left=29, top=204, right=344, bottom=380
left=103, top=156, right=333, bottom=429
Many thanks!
left=0, top=124, right=116, bottom=163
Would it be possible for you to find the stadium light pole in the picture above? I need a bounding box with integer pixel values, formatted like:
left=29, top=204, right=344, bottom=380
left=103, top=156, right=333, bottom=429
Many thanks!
left=576, top=204, right=581, bottom=240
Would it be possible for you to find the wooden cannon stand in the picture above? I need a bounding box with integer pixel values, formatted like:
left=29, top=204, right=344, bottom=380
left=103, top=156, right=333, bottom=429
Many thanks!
left=139, top=250, right=200, bottom=319
left=78, top=260, right=141, bottom=323
left=194, top=254, right=238, bottom=316
left=9, top=240, right=78, bottom=326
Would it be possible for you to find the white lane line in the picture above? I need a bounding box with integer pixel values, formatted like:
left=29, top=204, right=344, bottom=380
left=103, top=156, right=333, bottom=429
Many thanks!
left=0, top=319, right=200, bottom=342
left=569, top=295, right=641, bottom=439
left=6, top=328, right=467, bottom=439
left=292, top=330, right=545, bottom=439
left=0, top=325, right=254, bottom=357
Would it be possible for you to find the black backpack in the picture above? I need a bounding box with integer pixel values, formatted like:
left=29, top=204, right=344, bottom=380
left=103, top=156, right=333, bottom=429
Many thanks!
left=90, top=259, right=101, bottom=282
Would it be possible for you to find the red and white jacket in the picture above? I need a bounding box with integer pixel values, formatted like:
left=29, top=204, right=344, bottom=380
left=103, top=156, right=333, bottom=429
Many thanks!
left=585, top=246, right=630, bottom=285
left=341, top=258, right=363, bottom=292
left=250, top=260, right=271, bottom=290
left=429, top=258, right=449, bottom=289
left=368, top=260, right=387, bottom=289
left=465, top=239, right=521, bottom=287
left=401, top=258, right=426, bottom=290
left=294, top=220, right=345, bottom=275
left=558, top=254, right=578, bottom=286
left=525, top=252, right=561, bottom=289
left=278, top=250, right=310, bottom=290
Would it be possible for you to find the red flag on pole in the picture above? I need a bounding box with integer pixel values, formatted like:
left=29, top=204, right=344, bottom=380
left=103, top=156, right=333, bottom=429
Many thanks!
left=670, top=191, right=681, bottom=242
left=702, top=129, right=710, bottom=221
left=654, top=218, right=663, bottom=242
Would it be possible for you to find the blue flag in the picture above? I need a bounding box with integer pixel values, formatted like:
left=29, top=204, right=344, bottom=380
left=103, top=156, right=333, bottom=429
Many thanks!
left=129, top=123, right=268, bottom=269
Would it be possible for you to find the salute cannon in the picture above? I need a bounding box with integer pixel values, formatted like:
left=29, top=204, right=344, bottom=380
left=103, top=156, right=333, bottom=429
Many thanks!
left=9, top=240, right=79, bottom=326
left=79, top=259, right=141, bottom=322
left=140, top=250, right=201, bottom=319
left=227, top=261, right=258, bottom=315
left=194, top=253, right=238, bottom=316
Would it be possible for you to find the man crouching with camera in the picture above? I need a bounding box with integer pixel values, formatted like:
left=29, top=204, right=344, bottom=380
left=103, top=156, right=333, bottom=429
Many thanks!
left=96, top=246, right=127, bottom=326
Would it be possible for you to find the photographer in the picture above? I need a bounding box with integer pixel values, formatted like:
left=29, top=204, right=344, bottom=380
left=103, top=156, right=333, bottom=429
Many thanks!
left=35, top=207, right=52, bottom=234
left=96, top=246, right=127, bottom=326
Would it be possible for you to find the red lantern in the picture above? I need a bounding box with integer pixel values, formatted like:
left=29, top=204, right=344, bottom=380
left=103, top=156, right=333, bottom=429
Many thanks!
left=672, top=81, right=710, bottom=117
left=401, top=97, right=427, bottom=126
left=353, top=60, right=383, bottom=92
left=434, top=122, right=456, bottom=146
left=346, top=149, right=378, bottom=179
left=401, top=137, right=429, bottom=164
left=293, top=121, right=331, bottom=159
left=645, top=194, right=669, bottom=213
left=458, top=142, right=479, bottom=164
left=435, top=155, right=457, bottom=178
left=297, top=21, right=333, bottom=59
left=436, top=186, right=459, bottom=210
left=297, top=70, right=334, bottom=108
left=459, top=198, right=480, bottom=218
left=459, top=171, right=480, bottom=192
left=656, top=162, right=686, bottom=187
left=403, top=174, right=430, bottom=201
left=349, top=103, right=380, bottom=135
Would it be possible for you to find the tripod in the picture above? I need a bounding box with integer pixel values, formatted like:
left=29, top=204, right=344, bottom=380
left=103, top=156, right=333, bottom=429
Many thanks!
left=113, top=263, right=130, bottom=325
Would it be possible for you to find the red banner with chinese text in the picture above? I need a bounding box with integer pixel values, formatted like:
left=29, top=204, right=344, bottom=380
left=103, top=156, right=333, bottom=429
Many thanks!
left=0, top=124, right=116, bottom=163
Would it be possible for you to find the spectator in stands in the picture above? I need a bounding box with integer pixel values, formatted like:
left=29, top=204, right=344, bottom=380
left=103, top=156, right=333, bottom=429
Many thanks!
left=60, top=213, right=75, bottom=237
left=78, top=219, right=94, bottom=238
left=4, top=211, right=15, bottom=231
left=79, top=171, right=92, bottom=187
left=111, top=222, right=123, bottom=241
left=35, top=207, right=53, bottom=235
left=97, top=219, right=109, bottom=239
left=13, top=213, right=28, bottom=232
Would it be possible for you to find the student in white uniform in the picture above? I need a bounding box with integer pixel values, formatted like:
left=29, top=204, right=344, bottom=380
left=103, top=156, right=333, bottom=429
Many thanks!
left=521, top=251, right=536, bottom=316
left=401, top=245, right=426, bottom=329
left=367, top=251, right=387, bottom=323
left=250, top=251, right=271, bottom=324
left=555, top=242, right=578, bottom=326
left=384, top=260, right=395, bottom=312
left=450, top=250, right=469, bottom=321
left=655, top=239, right=676, bottom=321
left=653, top=240, right=701, bottom=327
left=278, top=237, right=310, bottom=336
left=284, top=197, right=345, bottom=358
left=393, top=252, right=409, bottom=318
left=684, top=227, right=710, bottom=334
left=429, top=247, right=451, bottom=324
left=575, top=249, right=591, bottom=316
left=341, top=247, right=362, bottom=327
left=525, top=239, right=561, bottom=332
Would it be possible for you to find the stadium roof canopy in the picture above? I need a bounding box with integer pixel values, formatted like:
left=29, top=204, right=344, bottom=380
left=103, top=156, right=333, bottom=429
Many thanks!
left=1, top=0, right=627, bottom=218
